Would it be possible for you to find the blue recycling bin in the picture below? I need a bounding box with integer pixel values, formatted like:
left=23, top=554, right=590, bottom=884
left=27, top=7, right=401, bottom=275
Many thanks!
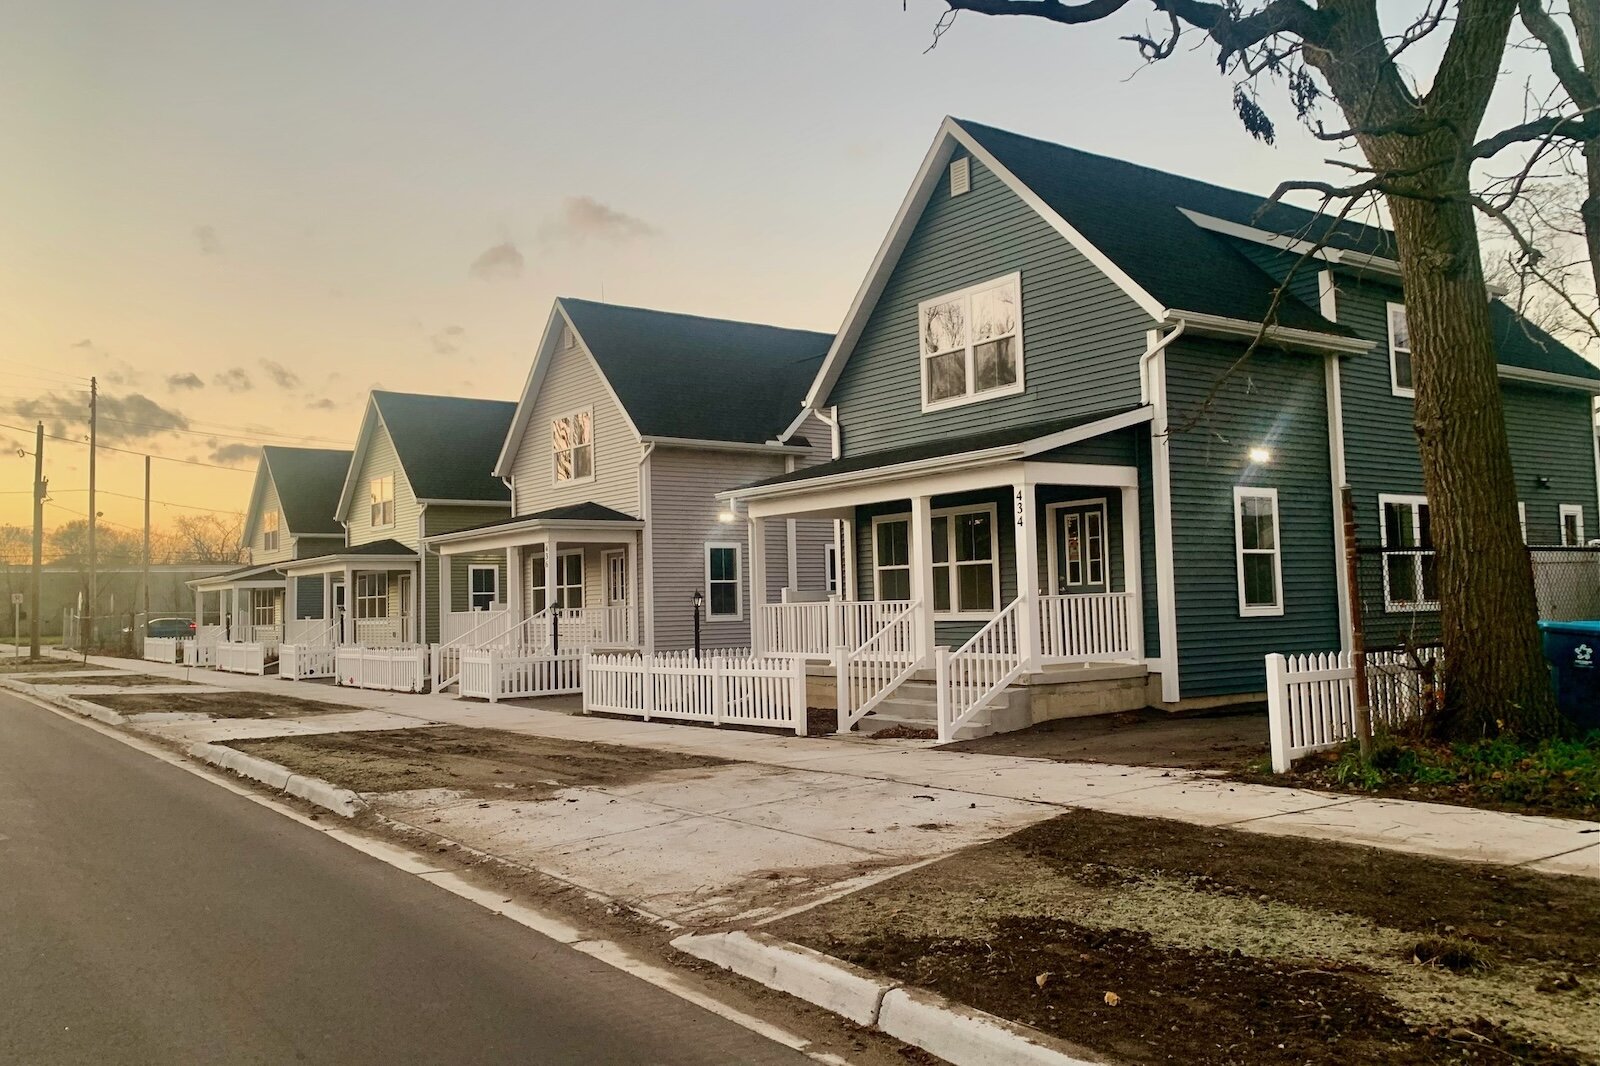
left=1538, top=620, right=1600, bottom=731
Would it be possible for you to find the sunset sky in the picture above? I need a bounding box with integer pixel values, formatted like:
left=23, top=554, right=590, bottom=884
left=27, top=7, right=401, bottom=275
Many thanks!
left=1, top=0, right=1575, bottom=545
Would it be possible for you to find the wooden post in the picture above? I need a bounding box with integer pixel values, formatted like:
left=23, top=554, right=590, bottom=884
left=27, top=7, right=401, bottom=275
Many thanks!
left=1341, top=486, right=1373, bottom=760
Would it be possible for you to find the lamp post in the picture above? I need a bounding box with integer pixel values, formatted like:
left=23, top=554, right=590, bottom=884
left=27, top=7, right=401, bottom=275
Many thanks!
left=691, top=589, right=703, bottom=661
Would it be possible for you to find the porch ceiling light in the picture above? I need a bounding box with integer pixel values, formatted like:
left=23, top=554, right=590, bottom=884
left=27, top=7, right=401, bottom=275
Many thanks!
left=1248, top=446, right=1273, bottom=465
left=717, top=510, right=737, bottom=523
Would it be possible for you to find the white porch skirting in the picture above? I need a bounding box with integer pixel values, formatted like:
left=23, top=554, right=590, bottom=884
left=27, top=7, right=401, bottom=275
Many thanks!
left=281, top=644, right=337, bottom=681
left=583, top=651, right=807, bottom=734
left=335, top=646, right=429, bottom=693
left=215, top=642, right=267, bottom=676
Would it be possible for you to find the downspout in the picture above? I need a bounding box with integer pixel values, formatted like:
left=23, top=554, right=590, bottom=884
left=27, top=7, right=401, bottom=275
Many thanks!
left=417, top=504, right=428, bottom=647
left=813, top=405, right=842, bottom=460
left=1143, top=321, right=1185, bottom=705
left=638, top=442, right=656, bottom=653
left=811, top=405, right=845, bottom=600
left=1139, top=319, right=1186, bottom=405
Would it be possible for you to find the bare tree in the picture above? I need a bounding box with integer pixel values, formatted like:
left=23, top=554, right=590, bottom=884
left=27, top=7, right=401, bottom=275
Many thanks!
left=928, top=0, right=1564, bottom=739
left=165, top=513, right=248, bottom=565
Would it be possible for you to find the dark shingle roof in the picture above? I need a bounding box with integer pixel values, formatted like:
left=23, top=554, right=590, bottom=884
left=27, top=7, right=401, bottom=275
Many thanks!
left=431, top=503, right=642, bottom=541
left=338, top=539, right=415, bottom=557
left=1490, top=301, right=1600, bottom=380
left=558, top=299, right=831, bottom=443
left=371, top=391, right=516, bottom=503
left=739, top=406, right=1144, bottom=492
left=261, top=446, right=350, bottom=535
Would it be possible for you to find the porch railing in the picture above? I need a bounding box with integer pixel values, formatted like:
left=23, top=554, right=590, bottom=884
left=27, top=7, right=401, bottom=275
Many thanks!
left=441, top=604, right=509, bottom=644
left=249, top=624, right=283, bottom=654
left=1037, top=591, right=1137, bottom=662
left=432, top=607, right=528, bottom=692
left=832, top=599, right=922, bottom=733
left=936, top=597, right=1026, bottom=743
left=549, top=605, right=633, bottom=648
left=759, top=599, right=914, bottom=658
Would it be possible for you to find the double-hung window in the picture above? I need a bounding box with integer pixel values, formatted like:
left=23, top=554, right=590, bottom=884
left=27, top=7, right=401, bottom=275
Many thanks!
left=261, top=510, right=280, bottom=552
left=468, top=565, right=498, bottom=612
left=931, top=506, right=998, bottom=617
left=1380, top=494, right=1438, bottom=610
left=1561, top=504, right=1586, bottom=546
left=1387, top=304, right=1414, bottom=397
left=552, top=410, right=594, bottom=483
left=369, top=475, right=394, bottom=528
left=1233, top=488, right=1283, bottom=616
left=823, top=542, right=840, bottom=596
left=705, top=543, right=742, bottom=620
left=555, top=552, right=584, bottom=609
left=872, top=518, right=911, bottom=601
left=919, top=273, right=1023, bottom=410
left=355, top=572, right=389, bottom=619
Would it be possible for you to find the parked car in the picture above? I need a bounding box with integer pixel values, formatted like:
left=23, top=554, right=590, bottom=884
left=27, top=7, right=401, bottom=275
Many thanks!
left=145, top=617, right=196, bottom=639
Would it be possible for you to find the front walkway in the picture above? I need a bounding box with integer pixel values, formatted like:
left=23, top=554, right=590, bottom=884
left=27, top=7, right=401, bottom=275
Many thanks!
left=30, top=649, right=1600, bottom=879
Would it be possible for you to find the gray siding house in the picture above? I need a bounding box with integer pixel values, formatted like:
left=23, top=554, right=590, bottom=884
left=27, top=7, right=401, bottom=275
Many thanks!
left=280, top=390, right=515, bottom=647
left=722, top=117, right=1600, bottom=723
left=426, top=298, right=835, bottom=685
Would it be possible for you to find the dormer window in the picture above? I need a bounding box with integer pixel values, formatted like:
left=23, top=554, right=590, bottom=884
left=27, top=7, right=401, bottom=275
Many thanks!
left=369, top=474, right=394, bottom=528
left=1388, top=303, right=1414, bottom=398
left=261, top=509, right=280, bottom=551
left=919, top=273, right=1024, bottom=411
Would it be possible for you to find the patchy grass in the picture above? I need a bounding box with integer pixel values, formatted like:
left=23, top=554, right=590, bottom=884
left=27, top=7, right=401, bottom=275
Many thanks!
left=229, top=726, right=730, bottom=798
left=24, top=673, right=198, bottom=687
left=1248, top=733, right=1600, bottom=819
left=771, top=809, right=1600, bottom=1066
left=91, top=691, right=355, bottom=718
left=0, top=657, right=104, bottom=674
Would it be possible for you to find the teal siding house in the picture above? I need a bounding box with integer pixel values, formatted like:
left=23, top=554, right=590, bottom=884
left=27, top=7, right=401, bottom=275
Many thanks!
left=724, top=118, right=1600, bottom=732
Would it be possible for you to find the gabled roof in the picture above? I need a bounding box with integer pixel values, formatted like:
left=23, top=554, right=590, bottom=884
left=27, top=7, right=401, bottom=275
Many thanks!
left=260, top=447, right=350, bottom=535
left=336, top=391, right=516, bottom=522
left=1490, top=300, right=1600, bottom=382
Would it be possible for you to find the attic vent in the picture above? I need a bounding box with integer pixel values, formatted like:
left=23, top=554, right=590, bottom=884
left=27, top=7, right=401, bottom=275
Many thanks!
left=949, top=157, right=971, bottom=197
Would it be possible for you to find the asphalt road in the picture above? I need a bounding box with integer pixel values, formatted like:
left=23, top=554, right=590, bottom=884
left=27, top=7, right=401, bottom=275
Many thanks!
left=0, top=692, right=814, bottom=1065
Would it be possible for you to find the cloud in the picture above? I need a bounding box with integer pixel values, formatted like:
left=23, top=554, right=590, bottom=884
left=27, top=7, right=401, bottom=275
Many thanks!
left=166, top=372, right=205, bottom=391
left=71, top=338, right=141, bottom=386
left=538, top=196, right=656, bottom=246
left=208, top=442, right=257, bottom=466
left=213, top=368, right=252, bottom=392
left=259, top=360, right=300, bottom=390
left=307, top=397, right=338, bottom=411
left=430, top=324, right=465, bottom=356
left=469, top=241, right=524, bottom=281
left=11, top=390, right=189, bottom=445
left=194, top=224, right=222, bottom=255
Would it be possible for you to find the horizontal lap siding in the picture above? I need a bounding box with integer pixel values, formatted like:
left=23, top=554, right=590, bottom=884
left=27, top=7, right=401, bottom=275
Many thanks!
left=508, top=335, right=641, bottom=518
left=447, top=554, right=509, bottom=613
left=1335, top=276, right=1599, bottom=547
left=249, top=475, right=293, bottom=566
left=421, top=506, right=513, bottom=644
left=346, top=421, right=421, bottom=549
left=1166, top=338, right=1340, bottom=697
left=828, top=153, right=1149, bottom=456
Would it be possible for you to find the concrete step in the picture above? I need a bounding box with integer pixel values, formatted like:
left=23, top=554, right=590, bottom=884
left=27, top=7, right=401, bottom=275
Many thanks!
left=855, top=713, right=988, bottom=742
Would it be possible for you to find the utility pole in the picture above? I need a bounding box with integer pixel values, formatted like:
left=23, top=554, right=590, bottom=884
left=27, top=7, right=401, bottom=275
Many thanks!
left=85, top=376, right=97, bottom=652
left=29, top=422, right=43, bottom=659
left=140, top=453, right=150, bottom=651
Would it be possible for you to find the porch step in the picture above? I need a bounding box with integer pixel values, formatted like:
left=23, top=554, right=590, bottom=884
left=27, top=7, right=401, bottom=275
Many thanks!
left=857, top=681, right=1033, bottom=738
left=855, top=713, right=988, bottom=742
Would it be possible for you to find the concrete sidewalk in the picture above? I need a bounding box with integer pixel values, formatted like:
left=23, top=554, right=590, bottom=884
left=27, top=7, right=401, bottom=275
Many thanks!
left=20, top=648, right=1600, bottom=880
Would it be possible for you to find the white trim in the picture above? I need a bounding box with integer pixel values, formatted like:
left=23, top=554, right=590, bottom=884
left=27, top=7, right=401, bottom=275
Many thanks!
left=1387, top=303, right=1415, bottom=398
left=638, top=435, right=812, bottom=455
left=823, top=541, right=840, bottom=596
left=870, top=513, right=912, bottom=604
left=803, top=118, right=1165, bottom=411
left=551, top=406, right=596, bottom=487
left=1377, top=493, right=1438, bottom=612
left=1560, top=503, right=1586, bottom=545
left=1044, top=498, right=1110, bottom=594
left=1498, top=365, right=1600, bottom=393
left=601, top=548, right=628, bottom=607
left=703, top=541, right=743, bottom=621
left=1148, top=331, right=1180, bottom=702
left=1318, top=270, right=1338, bottom=322
left=368, top=473, right=396, bottom=530
left=1233, top=486, right=1284, bottom=617
left=1177, top=208, right=1403, bottom=279
left=466, top=563, right=499, bottom=612
left=927, top=502, right=1002, bottom=620
left=948, top=156, right=970, bottom=196
left=1518, top=501, right=1528, bottom=543
left=414, top=498, right=513, bottom=508
left=334, top=395, right=389, bottom=526
left=553, top=548, right=585, bottom=610
left=1325, top=356, right=1351, bottom=651
left=1163, top=309, right=1374, bottom=356
left=917, top=271, right=1026, bottom=413
left=1019, top=407, right=1154, bottom=457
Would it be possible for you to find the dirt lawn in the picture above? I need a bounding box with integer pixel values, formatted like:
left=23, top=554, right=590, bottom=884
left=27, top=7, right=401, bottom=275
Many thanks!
left=943, top=705, right=1268, bottom=770
left=24, top=673, right=199, bottom=687
left=773, top=808, right=1600, bottom=1066
left=228, top=726, right=730, bottom=798
left=0, top=658, right=106, bottom=675
left=92, top=691, right=357, bottom=718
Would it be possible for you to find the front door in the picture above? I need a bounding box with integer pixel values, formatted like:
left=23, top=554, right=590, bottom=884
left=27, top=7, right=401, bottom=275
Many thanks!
left=603, top=550, right=628, bottom=606
left=1052, top=501, right=1109, bottom=595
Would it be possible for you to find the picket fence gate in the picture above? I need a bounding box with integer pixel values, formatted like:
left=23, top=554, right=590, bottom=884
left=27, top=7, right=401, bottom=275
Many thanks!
left=280, top=643, right=337, bottom=681
left=1265, top=647, right=1442, bottom=772
left=583, top=650, right=807, bottom=734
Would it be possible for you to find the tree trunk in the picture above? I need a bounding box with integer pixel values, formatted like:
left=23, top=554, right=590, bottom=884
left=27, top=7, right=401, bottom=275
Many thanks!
left=1383, top=191, right=1562, bottom=739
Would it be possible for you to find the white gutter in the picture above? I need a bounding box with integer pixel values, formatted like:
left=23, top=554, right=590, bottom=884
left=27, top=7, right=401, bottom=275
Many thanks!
left=1163, top=309, right=1374, bottom=355
left=638, top=435, right=813, bottom=455
left=638, top=441, right=656, bottom=654
left=814, top=405, right=842, bottom=460
left=1139, top=320, right=1186, bottom=405
left=719, top=443, right=1022, bottom=504
left=1498, top=365, right=1600, bottom=393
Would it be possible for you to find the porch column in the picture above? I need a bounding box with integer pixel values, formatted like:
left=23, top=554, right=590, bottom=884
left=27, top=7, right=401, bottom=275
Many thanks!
left=508, top=545, right=523, bottom=619
left=624, top=535, right=639, bottom=645
left=321, top=572, right=333, bottom=625
left=544, top=534, right=558, bottom=611
left=193, top=587, right=203, bottom=628
left=439, top=551, right=452, bottom=635
left=839, top=516, right=855, bottom=599
left=1120, top=483, right=1145, bottom=661
left=230, top=588, right=243, bottom=639
left=749, top=516, right=767, bottom=656
left=1012, top=477, right=1041, bottom=672
left=908, top=495, right=936, bottom=663
left=285, top=575, right=298, bottom=632
left=341, top=565, right=355, bottom=644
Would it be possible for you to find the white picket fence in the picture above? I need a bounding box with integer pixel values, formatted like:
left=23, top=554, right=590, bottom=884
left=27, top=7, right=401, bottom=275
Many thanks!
left=458, top=647, right=583, bottom=702
left=142, top=637, right=183, bottom=664
left=186, top=637, right=218, bottom=667
left=335, top=646, right=429, bottom=692
left=215, top=642, right=267, bottom=676
left=583, top=651, right=807, bottom=733
left=1265, top=647, right=1442, bottom=772
left=280, top=643, right=338, bottom=681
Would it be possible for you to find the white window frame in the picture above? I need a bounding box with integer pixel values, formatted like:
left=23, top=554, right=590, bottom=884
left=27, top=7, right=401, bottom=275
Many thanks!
left=823, top=542, right=840, bottom=596
left=1045, top=499, right=1110, bottom=594
left=1518, top=501, right=1528, bottom=544
left=369, top=475, right=395, bottom=529
left=355, top=571, right=389, bottom=620
left=261, top=509, right=280, bottom=552
left=1378, top=493, right=1439, bottom=612
left=1232, top=487, right=1284, bottom=617
left=1560, top=503, right=1586, bottom=546
left=554, top=550, right=584, bottom=610
left=704, top=541, right=743, bottom=621
left=917, top=272, right=1025, bottom=413
left=1387, top=302, right=1415, bottom=399
left=930, top=503, right=1002, bottom=620
left=551, top=408, right=595, bottom=486
left=871, top=515, right=912, bottom=603
left=467, top=564, right=498, bottom=612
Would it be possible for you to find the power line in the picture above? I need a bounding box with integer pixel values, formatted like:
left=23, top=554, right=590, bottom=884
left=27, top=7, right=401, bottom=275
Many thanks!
left=96, top=415, right=348, bottom=449
left=0, top=421, right=254, bottom=473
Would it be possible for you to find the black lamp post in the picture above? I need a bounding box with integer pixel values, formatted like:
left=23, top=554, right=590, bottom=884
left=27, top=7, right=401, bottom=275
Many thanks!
left=691, top=589, right=703, bottom=661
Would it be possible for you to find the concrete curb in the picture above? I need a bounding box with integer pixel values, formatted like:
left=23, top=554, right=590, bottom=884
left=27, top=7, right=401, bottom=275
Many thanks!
left=673, top=930, right=1107, bottom=1065
left=1, top=678, right=127, bottom=725
left=188, top=742, right=364, bottom=818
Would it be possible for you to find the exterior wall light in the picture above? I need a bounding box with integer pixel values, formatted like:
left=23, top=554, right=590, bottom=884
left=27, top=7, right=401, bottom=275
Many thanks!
left=717, top=510, right=737, bottom=523
left=1249, top=446, right=1273, bottom=465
